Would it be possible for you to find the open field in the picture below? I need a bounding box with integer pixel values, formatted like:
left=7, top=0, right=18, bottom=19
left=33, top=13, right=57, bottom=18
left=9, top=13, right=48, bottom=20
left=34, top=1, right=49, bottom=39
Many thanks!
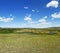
left=0, top=28, right=60, bottom=53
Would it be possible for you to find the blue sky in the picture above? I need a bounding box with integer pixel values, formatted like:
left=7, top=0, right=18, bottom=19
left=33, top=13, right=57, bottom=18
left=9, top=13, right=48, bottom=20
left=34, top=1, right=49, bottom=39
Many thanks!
left=0, top=0, right=60, bottom=28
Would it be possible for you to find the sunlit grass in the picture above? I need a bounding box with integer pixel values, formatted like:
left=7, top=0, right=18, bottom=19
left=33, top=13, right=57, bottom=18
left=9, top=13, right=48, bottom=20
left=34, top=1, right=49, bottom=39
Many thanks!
left=0, top=33, right=60, bottom=53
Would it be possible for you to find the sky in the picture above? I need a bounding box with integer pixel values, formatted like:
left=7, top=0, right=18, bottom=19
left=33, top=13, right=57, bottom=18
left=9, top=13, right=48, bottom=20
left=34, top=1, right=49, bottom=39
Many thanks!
left=0, top=0, right=60, bottom=28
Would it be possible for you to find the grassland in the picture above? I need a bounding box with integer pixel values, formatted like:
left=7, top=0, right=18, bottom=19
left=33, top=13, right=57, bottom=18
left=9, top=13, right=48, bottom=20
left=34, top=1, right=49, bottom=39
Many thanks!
left=0, top=28, right=60, bottom=53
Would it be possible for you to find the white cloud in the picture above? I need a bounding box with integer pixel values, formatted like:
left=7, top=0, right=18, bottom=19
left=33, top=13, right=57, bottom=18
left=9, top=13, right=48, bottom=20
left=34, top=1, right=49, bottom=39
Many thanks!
left=51, top=12, right=60, bottom=19
left=38, top=18, right=51, bottom=24
left=23, top=15, right=51, bottom=28
left=24, top=7, right=29, bottom=9
left=38, top=16, right=48, bottom=23
left=0, top=16, right=14, bottom=22
left=32, top=9, right=35, bottom=12
left=44, top=16, right=47, bottom=19
left=24, top=16, right=32, bottom=21
left=46, top=0, right=59, bottom=8
left=38, top=19, right=46, bottom=23
left=24, top=14, right=32, bottom=21
left=22, top=20, right=51, bottom=28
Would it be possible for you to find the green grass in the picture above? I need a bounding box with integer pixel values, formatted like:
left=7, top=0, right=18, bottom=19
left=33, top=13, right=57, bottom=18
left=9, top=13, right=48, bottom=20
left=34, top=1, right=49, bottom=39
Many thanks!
left=0, top=33, right=60, bottom=53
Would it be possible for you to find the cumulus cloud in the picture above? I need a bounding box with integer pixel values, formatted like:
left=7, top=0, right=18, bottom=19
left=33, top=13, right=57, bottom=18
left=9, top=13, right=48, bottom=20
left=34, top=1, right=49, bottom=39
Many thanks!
left=22, top=18, right=51, bottom=28
left=46, top=0, right=59, bottom=8
left=24, top=16, right=32, bottom=21
left=51, top=12, right=60, bottom=19
left=24, top=7, right=29, bottom=9
left=38, top=16, right=48, bottom=23
left=0, top=16, right=14, bottom=22
left=32, top=9, right=35, bottom=12
left=38, top=18, right=51, bottom=24
left=24, top=15, right=51, bottom=28
left=24, top=14, right=32, bottom=21
left=38, top=19, right=46, bottom=23
left=44, top=16, right=47, bottom=19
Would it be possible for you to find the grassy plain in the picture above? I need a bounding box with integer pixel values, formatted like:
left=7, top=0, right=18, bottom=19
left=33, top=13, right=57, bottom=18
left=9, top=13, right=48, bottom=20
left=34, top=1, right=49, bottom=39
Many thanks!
left=0, top=28, right=60, bottom=53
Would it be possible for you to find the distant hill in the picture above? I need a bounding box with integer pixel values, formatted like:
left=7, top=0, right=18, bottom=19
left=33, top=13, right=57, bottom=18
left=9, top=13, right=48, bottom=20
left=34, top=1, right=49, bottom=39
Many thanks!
left=46, top=27, right=60, bottom=30
left=0, top=27, right=60, bottom=35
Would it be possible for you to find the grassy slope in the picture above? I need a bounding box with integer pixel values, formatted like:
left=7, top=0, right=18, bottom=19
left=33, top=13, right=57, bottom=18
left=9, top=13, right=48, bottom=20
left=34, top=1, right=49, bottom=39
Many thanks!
left=0, top=33, right=60, bottom=53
